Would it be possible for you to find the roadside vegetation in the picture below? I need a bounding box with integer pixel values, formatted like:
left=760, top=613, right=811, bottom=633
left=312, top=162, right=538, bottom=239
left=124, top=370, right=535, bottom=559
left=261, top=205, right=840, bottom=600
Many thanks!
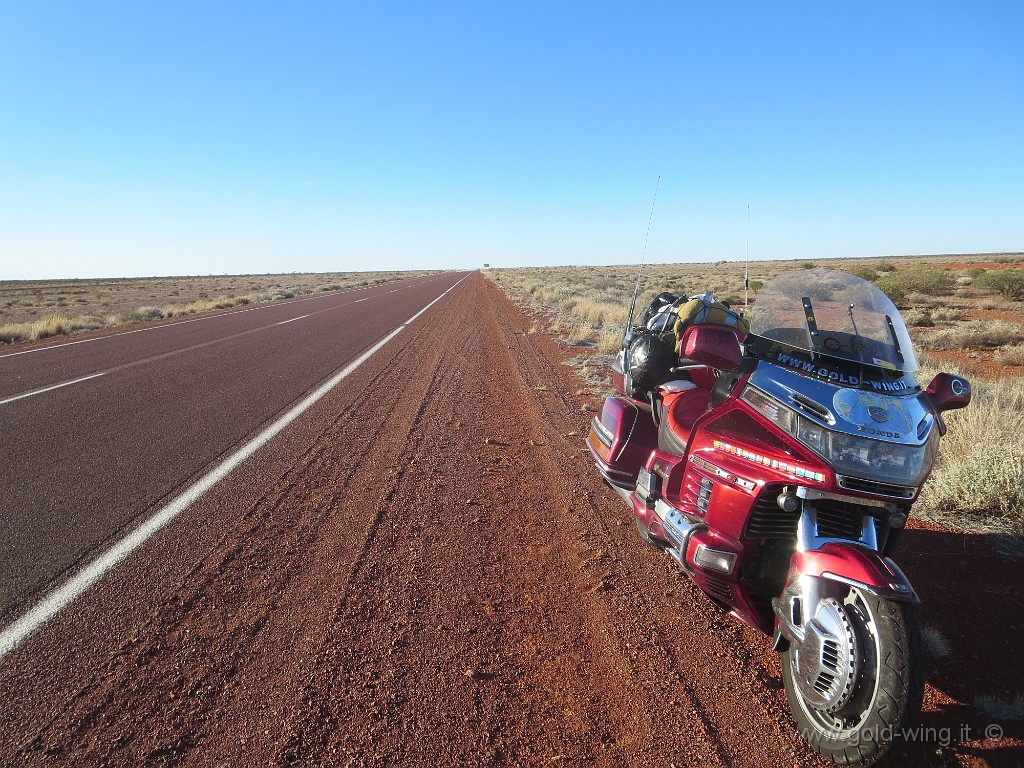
left=487, top=253, right=1024, bottom=539
left=0, top=270, right=436, bottom=345
left=914, top=354, right=1024, bottom=536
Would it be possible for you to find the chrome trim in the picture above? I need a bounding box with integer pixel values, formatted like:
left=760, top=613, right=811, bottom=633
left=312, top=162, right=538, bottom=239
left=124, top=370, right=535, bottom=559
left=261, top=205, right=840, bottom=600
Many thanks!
left=594, top=462, right=635, bottom=488
left=796, top=502, right=879, bottom=554
left=654, top=498, right=707, bottom=571
left=795, top=485, right=898, bottom=511
left=835, top=474, right=916, bottom=500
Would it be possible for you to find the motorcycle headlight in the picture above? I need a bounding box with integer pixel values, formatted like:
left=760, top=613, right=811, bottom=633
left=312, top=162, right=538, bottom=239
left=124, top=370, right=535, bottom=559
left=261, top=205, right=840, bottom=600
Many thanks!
left=742, top=386, right=938, bottom=487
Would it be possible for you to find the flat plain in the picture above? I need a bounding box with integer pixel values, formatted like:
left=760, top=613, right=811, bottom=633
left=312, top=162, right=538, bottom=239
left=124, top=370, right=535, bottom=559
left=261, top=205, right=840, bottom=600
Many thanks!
left=1, top=261, right=1021, bottom=766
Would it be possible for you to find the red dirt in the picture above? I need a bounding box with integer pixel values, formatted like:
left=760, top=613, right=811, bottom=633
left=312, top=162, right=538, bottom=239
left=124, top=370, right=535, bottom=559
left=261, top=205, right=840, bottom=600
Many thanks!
left=0, top=274, right=1020, bottom=766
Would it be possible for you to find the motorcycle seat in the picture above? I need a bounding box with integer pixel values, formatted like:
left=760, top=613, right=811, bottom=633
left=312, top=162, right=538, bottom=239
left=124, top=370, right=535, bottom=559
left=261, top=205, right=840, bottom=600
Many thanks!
left=658, top=387, right=712, bottom=455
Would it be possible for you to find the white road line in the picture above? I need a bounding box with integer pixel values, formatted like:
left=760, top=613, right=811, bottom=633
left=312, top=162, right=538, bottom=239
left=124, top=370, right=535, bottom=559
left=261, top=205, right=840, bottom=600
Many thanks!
left=0, top=373, right=107, bottom=405
left=275, top=314, right=310, bottom=326
left=0, top=275, right=467, bottom=661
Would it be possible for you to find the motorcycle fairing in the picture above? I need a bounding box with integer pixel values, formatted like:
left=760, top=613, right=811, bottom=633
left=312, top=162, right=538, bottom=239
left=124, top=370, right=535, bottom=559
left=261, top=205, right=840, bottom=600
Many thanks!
left=791, top=542, right=919, bottom=603
left=745, top=363, right=933, bottom=449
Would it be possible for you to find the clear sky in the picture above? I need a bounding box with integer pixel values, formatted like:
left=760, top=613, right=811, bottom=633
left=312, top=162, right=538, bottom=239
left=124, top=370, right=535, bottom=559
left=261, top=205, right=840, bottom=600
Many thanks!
left=1, top=1, right=1021, bottom=279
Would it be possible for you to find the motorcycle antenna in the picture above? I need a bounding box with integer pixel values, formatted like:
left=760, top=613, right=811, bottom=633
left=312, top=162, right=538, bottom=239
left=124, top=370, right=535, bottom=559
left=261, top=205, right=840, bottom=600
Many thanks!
left=624, top=175, right=661, bottom=343
left=744, top=204, right=750, bottom=314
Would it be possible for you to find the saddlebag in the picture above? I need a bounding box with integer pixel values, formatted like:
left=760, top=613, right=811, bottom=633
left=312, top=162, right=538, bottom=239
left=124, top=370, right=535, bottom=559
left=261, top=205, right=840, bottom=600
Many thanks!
left=588, top=396, right=658, bottom=488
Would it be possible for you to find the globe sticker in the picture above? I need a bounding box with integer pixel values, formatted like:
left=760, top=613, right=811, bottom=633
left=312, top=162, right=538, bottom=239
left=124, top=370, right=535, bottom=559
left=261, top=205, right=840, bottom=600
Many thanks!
left=834, top=389, right=913, bottom=436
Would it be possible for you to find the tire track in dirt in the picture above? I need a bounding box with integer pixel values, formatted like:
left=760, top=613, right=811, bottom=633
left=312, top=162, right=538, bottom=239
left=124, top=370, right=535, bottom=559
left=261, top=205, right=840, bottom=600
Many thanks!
left=261, top=277, right=821, bottom=767
left=483, top=281, right=817, bottom=767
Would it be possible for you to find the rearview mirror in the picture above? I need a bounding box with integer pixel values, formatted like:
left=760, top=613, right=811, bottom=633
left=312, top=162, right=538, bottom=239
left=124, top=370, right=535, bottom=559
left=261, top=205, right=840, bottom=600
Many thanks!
left=926, top=372, right=971, bottom=412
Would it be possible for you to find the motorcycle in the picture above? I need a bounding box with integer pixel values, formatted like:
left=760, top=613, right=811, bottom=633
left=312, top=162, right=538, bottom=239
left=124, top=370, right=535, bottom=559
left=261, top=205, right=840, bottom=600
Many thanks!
left=587, top=269, right=971, bottom=765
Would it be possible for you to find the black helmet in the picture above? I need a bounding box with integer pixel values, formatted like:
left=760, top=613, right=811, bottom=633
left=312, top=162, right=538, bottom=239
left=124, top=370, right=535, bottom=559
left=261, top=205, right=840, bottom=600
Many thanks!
left=625, top=331, right=676, bottom=395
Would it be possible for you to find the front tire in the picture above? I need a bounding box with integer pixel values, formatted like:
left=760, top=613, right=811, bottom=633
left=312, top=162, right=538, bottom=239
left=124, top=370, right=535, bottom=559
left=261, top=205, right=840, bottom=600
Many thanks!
left=782, top=588, right=924, bottom=766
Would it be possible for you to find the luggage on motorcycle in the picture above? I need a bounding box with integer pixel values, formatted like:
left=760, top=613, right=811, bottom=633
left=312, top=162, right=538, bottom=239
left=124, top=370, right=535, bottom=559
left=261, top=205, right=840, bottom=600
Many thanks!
left=620, top=292, right=687, bottom=399
left=679, top=323, right=745, bottom=371
left=673, top=291, right=750, bottom=353
left=623, top=329, right=677, bottom=400
left=635, top=292, right=678, bottom=331
left=587, top=396, right=659, bottom=488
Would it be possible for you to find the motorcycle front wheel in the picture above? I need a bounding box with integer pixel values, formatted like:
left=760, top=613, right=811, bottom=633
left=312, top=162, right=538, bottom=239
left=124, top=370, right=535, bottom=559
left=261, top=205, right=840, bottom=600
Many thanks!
left=781, top=587, right=924, bottom=766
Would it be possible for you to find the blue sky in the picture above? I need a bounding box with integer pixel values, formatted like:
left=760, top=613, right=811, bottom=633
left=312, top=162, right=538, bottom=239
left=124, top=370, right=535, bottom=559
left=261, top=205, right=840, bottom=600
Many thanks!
left=1, top=1, right=1021, bottom=279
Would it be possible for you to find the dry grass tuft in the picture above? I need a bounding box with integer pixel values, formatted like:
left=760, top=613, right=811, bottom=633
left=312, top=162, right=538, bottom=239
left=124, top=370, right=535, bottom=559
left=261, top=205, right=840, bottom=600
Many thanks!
left=915, top=354, right=1024, bottom=535
left=922, top=320, right=1023, bottom=350
left=0, top=313, right=107, bottom=343
left=930, top=307, right=964, bottom=322
left=996, top=345, right=1024, bottom=366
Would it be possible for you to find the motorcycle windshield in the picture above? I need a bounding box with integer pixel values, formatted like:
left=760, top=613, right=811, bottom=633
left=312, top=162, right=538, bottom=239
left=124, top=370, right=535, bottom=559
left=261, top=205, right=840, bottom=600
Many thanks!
left=749, top=269, right=918, bottom=373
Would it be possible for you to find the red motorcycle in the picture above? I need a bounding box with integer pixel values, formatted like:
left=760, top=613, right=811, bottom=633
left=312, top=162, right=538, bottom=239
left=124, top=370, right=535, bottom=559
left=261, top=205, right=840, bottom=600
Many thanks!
left=588, top=270, right=970, bottom=765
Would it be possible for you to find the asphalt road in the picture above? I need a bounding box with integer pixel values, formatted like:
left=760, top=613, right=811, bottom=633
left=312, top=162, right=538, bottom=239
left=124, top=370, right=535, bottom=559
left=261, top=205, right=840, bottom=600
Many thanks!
left=0, top=272, right=467, bottom=626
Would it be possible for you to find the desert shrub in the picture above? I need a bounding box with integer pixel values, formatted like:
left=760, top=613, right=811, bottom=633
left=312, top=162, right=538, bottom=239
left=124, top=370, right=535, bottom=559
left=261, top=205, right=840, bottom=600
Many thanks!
left=996, top=345, right=1024, bottom=366
left=876, top=261, right=897, bottom=273
left=916, top=358, right=1024, bottom=534
left=749, top=279, right=764, bottom=293
left=876, top=265, right=955, bottom=298
left=68, top=315, right=105, bottom=331
left=922, top=320, right=1023, bottom=349
left=128, top=306, right=165, bottom=321
left=973, top=269, right=1024, bottom=300
left=930, top=307, right=963, bottom=322
left=800, top=261, right=816, bottom=270
left=597, top=328, right=623, bottom=354
left=875, top=281, right=905, bottom=305
left=966, top=267, right=986, bottom=279
left=0, top=323, right=32, bottom=343
left=33, top=314, right=71, bottom=338
left=845, top=266, right=878, bottom=282
left=903, top=308, right=933, bottom=327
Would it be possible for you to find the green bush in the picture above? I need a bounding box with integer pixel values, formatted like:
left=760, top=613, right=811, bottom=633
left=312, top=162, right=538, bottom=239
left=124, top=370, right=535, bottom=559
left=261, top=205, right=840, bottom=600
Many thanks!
left=973, top=269, right=1024, bottom=301
left=875, top=265, right=955, bottom=298
left=875, top=261, right=897, bottom=273
left=845, top=266, right=878, bottom=282
left=875, top=280, right=905, bottom=305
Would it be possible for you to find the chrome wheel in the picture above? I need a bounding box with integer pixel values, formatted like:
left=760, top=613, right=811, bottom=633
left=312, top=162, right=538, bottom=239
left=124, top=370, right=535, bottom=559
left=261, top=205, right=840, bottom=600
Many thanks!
left=782, top=587, right=923, bottom=766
